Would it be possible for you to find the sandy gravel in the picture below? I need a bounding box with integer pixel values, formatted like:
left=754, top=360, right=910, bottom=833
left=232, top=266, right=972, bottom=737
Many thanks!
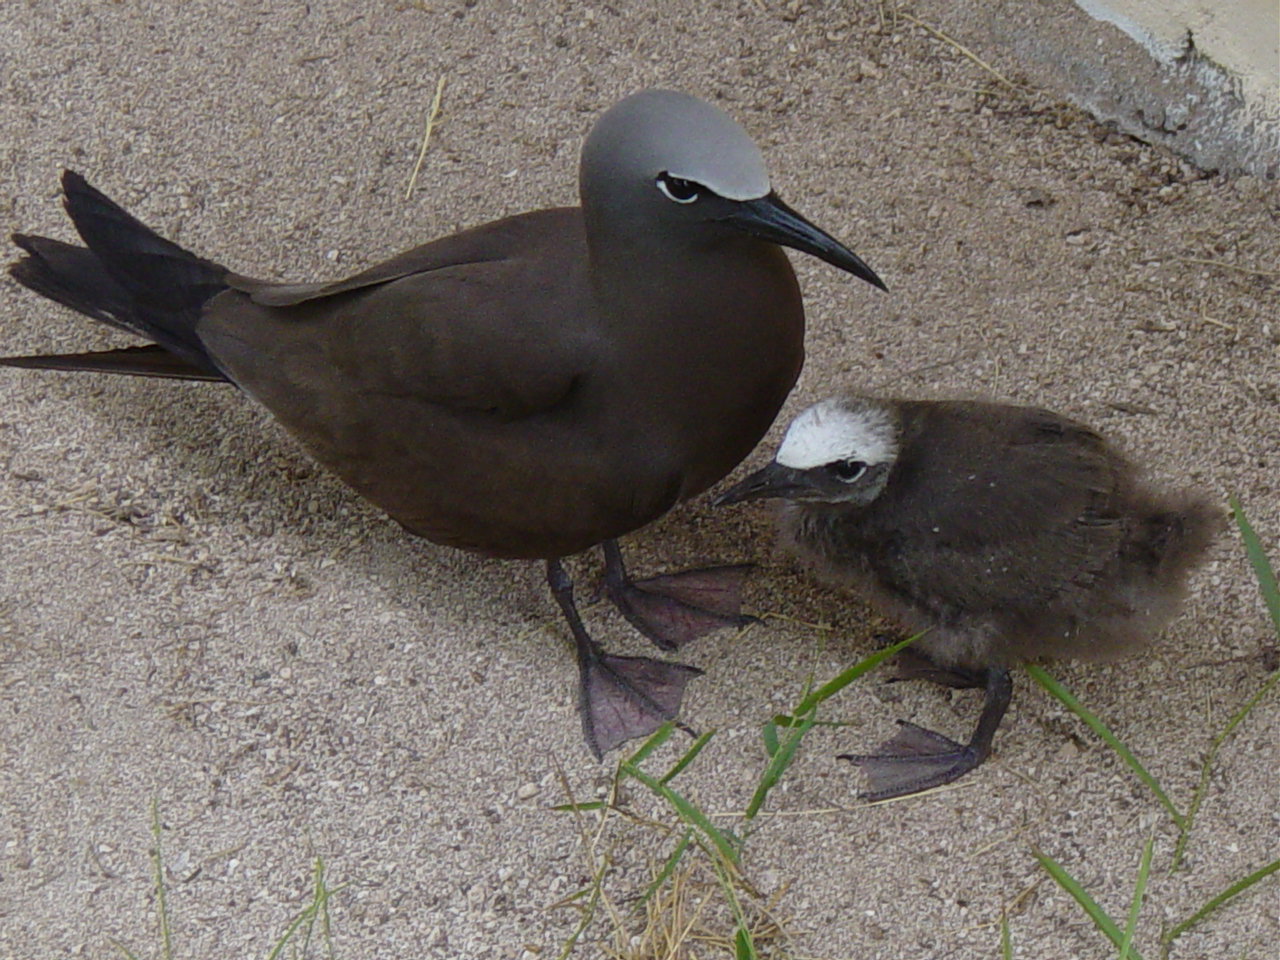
left=1, top=2, right=1277, bottom=958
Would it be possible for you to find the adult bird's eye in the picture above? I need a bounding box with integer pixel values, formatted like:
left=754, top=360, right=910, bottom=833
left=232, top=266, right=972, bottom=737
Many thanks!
left=655, top=172, right=700, bottom=204
left=829, top=459, right=867, bottom=483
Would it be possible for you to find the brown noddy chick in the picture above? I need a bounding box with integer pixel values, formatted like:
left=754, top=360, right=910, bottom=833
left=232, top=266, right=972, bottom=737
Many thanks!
left=1, top=91, right=885, bottom=759
left=717, top=395, right=1218, bottom=799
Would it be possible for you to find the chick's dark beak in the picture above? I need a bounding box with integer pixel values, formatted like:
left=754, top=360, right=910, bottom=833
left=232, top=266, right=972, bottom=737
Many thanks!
left=714, top=462, right=809, bottom=506
left=721, top=192, right=887, bottom=291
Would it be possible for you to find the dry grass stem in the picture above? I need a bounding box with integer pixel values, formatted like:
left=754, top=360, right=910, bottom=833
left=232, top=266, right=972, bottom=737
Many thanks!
left=1173, top=257, right=1277, bottom=278
left=610, top=857, right=793, bottom=960
left=862, top=779, right=976, bottom=806
left=405, top=75, right=448, bottom=200
left=900, top=13, right=1017, bottom=88
left=759, top=611, right=836, bottom=632
left=707, top=806, right=848, bottom=820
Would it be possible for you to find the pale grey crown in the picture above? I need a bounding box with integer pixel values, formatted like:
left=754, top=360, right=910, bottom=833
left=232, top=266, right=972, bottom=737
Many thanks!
left=580, top=89, right=771, bottom=206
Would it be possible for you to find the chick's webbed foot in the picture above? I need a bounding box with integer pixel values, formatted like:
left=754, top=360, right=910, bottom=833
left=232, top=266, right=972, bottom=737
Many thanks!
left=839, top=668, right=1013, bottom=801
left=839, top=721, right=985, bottom=800
left=601, top=540, right=756, bottom=651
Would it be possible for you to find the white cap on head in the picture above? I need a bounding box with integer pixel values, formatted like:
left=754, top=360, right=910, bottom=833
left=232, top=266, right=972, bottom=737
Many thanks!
left=776, top=397, right=899, bottom=469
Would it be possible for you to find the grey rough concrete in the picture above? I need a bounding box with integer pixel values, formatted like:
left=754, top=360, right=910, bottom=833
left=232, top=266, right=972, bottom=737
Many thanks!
left=1, top=2, right=1277, bottom=959
left=918, top=0, right=1280, bottom=178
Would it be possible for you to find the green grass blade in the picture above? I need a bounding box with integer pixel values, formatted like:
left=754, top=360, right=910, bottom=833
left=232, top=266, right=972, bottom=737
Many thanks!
left=297, top=857, right=330, bottom=960
left=1000, top=914, right=1012, bottom=960
left=744, top=715, right=816, bottom=821
left=1208, top=663, right=1280, bottom=748
left=639, top=828, right=694, bottom=907
left=107, top=939, right=141, bottom=960
left=1172, top=658, right=1280, bottom=869
left=1120, top=834, right=1155, bottom=960
left=550, top=800, right=607, bottom=812
left=1172, top=502, right=1280, bottom=869
left=660, top=728, right=716, bottom=784
left=748, top=641, right=917, bottom=819
left=266, top=907, right=315, bottom=960
left=1231, top=497, right=1280, bottom=634
left=320, top=862, right=339, bottom=960
left=150, top=799, right=174, bottom=960
left=707, top=848, right=756, bottom=960
left=761, top=719, right=780, bottom=757
left=264, top=861, right=351, bottom=960
left=1213, top=501, right=1280, bottom=742
left=623, top=721, right=676, bottom=768
left=621, top=761, right=740, bottom=867
left=1165, top=856, right=1280, bottom=945
left=1025, top=664, right=1184, bottom=828
left=778, top=632, right=922, bottom=721
left=1034, top=848, right=1146, bottom=960
left=553, top=857, right=607, bottom=960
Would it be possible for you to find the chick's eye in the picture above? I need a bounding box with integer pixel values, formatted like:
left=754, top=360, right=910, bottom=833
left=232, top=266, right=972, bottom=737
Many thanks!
left=829, top=459, right=867, bottom=483
left=656, top=172, right=700, bottom=204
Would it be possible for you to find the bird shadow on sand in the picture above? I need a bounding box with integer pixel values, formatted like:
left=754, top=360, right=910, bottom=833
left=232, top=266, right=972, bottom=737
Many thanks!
left=14, top=367, right=815, bottom=667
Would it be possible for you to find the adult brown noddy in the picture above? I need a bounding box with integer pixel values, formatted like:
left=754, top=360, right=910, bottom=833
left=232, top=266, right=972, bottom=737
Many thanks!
left=717, top=395, right=1218, bottom=799
left=1, top=90, right=885, bottom=759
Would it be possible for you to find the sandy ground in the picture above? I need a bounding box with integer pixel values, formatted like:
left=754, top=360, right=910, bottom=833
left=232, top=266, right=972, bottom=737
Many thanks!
left=1, top=1, right=1277, bottom=958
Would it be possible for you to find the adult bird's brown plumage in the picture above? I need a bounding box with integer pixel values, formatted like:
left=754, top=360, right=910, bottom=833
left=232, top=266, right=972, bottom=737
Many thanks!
left=2, top=91, right=885, bottom=758
left=717, top=395, right=1218, bottom=799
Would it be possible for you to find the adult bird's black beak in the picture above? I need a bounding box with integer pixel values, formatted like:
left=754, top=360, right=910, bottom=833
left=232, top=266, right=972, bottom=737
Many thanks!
left=714, top=462, right=809, bottom=506
left=721, top=192, right=887, bottom=291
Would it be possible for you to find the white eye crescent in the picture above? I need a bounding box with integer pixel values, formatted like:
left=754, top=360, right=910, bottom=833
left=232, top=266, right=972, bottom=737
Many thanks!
left=656, top=172, right=700, bottom=204
left=829, top=459, right=867, bottom=483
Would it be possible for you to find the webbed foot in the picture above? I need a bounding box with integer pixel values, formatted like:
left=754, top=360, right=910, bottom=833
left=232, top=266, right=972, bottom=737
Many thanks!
left=838, top=668, right=1014, bottom=800
left=839, top=721, right=984, bottom=800
left=546, top=556, right=705, bottom=758
left=602, top=540, right=755, bottom=651
left=579, top=652, right=703, bottom=759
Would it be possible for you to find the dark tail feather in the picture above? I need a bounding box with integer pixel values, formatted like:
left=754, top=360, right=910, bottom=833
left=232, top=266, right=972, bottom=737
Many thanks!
left=5, top=171, right=230, bottom=379
left=9, top=234, right=139, bottom=335
left=59, top=171, right=227, bottom=325
left=0, top=345, right=228, bottom=382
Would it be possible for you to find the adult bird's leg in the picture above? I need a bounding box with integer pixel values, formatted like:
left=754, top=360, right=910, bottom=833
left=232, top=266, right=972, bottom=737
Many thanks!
left=546, top=559, right=703, bottom=760
left=838, top=668, right=1014, bottom=801
left=599, top=539, right=757, bottom=651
